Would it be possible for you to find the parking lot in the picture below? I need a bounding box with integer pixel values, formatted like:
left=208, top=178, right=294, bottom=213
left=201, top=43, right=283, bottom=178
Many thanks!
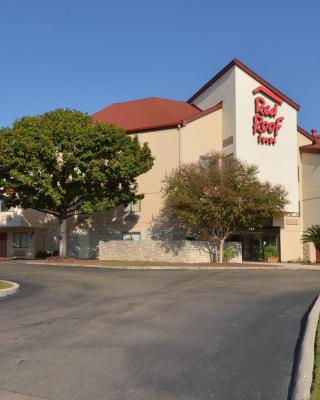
left=0, top=262, right=319, bottom=400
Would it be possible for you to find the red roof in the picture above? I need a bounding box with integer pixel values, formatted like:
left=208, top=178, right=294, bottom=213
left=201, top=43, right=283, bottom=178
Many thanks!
left=92, top=97, right=202, bottom=133
left=188, top=59, right=300, bottom=111
left=300, top=138, right=320, bottom=154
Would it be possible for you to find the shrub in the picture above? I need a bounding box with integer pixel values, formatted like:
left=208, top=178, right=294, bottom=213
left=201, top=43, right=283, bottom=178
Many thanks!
left=263, top=246, right=279, bottom=260
left=302, top=225, right=320, bottom=250
left=286, top=257, right=311, bottom=264
left=35, top=250, right=51, bottom=259
left=223, top=247, right=236, bottom=262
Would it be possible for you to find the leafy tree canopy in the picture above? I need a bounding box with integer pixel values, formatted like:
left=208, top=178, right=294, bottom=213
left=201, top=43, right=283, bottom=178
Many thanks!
left=0, top=109, right=154, bottom=255
left=163, top=152, right=288, bottom=262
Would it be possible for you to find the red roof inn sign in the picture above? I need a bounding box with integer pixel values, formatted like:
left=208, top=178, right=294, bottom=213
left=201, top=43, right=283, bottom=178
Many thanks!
left=252, top=86, right=284, bottom=145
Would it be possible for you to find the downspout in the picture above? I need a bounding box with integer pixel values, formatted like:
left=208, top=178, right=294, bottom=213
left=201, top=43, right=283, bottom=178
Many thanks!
left=178, top=121, right=185, bottom=167
left=177, top=124, right=181, bottom=167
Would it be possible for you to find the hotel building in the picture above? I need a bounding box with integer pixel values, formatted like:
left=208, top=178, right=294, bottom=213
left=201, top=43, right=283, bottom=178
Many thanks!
left=0, top=59, right=319, bottom=263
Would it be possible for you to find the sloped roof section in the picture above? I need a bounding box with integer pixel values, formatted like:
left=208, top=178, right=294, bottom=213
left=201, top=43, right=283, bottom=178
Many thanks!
left=300, top=140, right=320, bottom=154
left=92, top=97, right=201, bottom=133
left=188, top=59, right=300, bottom=111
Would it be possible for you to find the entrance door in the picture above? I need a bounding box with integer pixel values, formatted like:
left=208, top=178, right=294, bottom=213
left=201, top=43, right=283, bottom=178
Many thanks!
left=0, top=232, right=7, bottom=257
left=77, top=233, right=90, bottom=259
left=241, top=229, right=280, bottom=261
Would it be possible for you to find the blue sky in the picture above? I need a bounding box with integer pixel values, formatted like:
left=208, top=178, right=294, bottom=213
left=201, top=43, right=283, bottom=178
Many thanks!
left=1, top=0, right=319, bottom=130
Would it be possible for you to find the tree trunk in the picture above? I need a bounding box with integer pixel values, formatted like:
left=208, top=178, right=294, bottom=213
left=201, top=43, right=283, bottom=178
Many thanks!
left=218, top=239, right=225, bottom=263
left=59, top=218, right=67, bottom=257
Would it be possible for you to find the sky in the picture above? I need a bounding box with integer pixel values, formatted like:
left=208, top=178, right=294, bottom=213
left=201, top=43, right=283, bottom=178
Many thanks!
left=1, top=0, right=319, bottom=130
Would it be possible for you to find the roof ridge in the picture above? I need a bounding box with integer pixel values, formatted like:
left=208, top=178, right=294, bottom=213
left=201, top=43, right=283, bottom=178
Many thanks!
left=188, top=59, right=300, bottom=111
left=153, top=97, right=199, bottom=122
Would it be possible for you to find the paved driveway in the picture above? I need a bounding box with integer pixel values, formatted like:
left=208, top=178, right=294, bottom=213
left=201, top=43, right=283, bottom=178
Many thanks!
left=0, top=263, right=319, bottom=400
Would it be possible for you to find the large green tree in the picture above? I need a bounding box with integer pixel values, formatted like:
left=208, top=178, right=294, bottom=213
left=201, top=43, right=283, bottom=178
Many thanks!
left=0, top=109, right=153, bottom=256
left=163, top=152, right=288, bottom=263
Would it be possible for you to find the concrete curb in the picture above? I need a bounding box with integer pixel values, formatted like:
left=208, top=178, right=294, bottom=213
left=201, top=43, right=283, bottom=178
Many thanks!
left=10, top=260, right=320, bottom=271
left=292, top=294, right=320, bottom=400
left=0, top=281, right=19, bottom=299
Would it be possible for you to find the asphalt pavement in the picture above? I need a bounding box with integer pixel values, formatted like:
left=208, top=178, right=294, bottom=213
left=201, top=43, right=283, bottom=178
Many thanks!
left=0, top=262, right=319, bottom=400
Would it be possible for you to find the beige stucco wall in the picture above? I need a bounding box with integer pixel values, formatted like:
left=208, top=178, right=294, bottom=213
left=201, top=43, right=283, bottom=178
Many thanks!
left=0, top=208, right=48, bottom=258
left=0, top=208, right=48, bottom=229
left=273, top=215, right=303, bottom=262
left=192, top=67, right=236, bottom=155
left=128, top=111, right=223, bottom=235
left=301, top=149, right=320, bottom=261
left=134, top=127, right=180, bottom=232
left=180, top=109, right=222, bottom=162
left=274, top=132, right=313, bottom=261
left=4, top=228, right=46, bottom=259
left=88, top=112, right=224, bottom=238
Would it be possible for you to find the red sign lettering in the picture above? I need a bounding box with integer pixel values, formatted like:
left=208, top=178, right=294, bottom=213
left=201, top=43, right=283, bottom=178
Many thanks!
left=252, top=88, right=284, bottom=146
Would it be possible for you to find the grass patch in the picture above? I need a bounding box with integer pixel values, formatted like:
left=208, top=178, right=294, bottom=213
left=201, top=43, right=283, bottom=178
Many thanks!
left=311, top=318, right=320, bottom=399
left=0, top=280, right=13, bottom=289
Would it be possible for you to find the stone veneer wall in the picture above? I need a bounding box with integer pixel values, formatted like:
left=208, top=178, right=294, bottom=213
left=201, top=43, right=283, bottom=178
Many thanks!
left=46, top=220, right=123, bottom=258
left=303, top=242, right=311, bottom=262
left=99, top=239, right=242, bottom=263
left=46, top=217, right=243, bottom=262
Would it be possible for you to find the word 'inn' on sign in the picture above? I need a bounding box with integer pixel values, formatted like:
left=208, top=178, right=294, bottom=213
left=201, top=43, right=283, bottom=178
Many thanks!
left=252, top=86, right=285, bottom=146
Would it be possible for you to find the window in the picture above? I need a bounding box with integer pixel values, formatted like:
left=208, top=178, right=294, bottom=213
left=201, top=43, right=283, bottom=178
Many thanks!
left=223, top=153, right=234, bottom=169
left=0, top=199, right=8, bottom=212
left=124, top=200, right=141, bottom=212
left=13, top=232, right=28, bottom=248
left=122, top=232, right=141, bottom=241
left=286, top=202, right=300, bottom=217
left=199, top=154, right=211, bottom=167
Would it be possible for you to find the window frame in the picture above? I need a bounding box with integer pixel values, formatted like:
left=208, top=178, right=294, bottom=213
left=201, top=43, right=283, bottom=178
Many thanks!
left=123, top=200, right=141, bottom=213
left=122, top=232, right=141, bottom=241
left=13, top=232, right=28, bottom=249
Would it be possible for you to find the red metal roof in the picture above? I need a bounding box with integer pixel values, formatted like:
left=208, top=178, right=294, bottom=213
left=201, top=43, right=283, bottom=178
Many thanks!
left=300, top=140, right=320, bottom=154
left=92, top=97, right=202, bottom=133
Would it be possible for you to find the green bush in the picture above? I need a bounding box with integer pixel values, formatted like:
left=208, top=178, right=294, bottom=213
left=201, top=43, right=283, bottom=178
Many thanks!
left=302, top=224, right=320, bottom=250
left=263, top=246, right=279, bottom=260
left=35, top=250, right=51, bottom=259
left=223, top=247, right=236, bottom=261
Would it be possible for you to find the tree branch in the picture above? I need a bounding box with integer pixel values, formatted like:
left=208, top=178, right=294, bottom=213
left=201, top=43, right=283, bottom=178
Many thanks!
left=32, top=208, right=60, bottom=218
left=66, top=211, right=89, bottom=218
left=66, top=198, right=83, bottom=213
left=67, top=196, right=83, bottom=209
